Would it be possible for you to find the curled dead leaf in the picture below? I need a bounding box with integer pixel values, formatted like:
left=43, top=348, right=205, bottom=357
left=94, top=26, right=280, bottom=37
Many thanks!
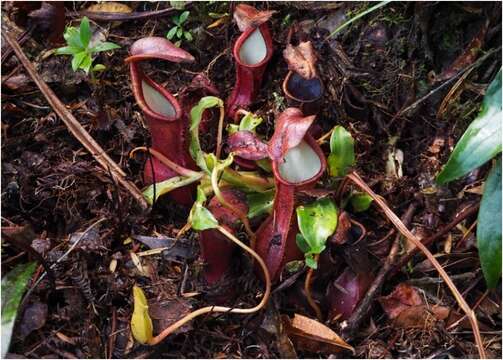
left=283, top=42, right=318, bottom=80
left=282, top=313, right=355, bottom=354
left=233, top=4, right=275, bottom=32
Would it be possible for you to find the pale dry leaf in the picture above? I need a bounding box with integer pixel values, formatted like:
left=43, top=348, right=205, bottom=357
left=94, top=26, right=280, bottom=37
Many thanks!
left=86, top=2, right=132, bottom=14
left=283, top=42, right=318, bottom=79
left=283, top=314, right=355, bottom=354
left=233, top=4, right=275, bottom=32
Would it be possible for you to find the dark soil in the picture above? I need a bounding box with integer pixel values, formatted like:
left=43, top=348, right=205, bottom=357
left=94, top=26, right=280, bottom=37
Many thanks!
left=1, top=2, right=501, bottom=358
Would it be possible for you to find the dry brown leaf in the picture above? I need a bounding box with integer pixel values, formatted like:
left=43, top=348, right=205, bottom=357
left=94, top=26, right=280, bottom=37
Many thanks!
left=207, top=16, right=230, bottom=29
left=86, top=2, right=132, bottom=14
left=394, top=304, right=450, bottom=328
left=379, top=283, right=423, bottom=319
left=233, top=4, right=275, bottom=32
left=283, top=42, right=318, bottom=79
left=282, top=314, right=354, bottom=354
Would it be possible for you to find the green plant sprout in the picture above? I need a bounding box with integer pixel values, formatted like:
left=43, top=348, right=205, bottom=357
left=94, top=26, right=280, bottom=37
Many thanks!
left=167, top=11, right=193, bottom=46
left=55, top=17, right=120, bottom=76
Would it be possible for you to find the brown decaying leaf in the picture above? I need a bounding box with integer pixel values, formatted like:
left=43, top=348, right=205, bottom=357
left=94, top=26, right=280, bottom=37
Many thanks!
left=149, top=299, right=193, bottom=335
left=227, top=131, right=269, bottom=160
left=331, top=211, right=352, bottom=245
left=379, top=283, right=451, bottom=328
left=283, top=42, right=318, bottom=80
left=18, top=301, right=48, bottom=340
left=28, top=2, right=66, bottom=44
left=233, top=4, right=275, bottom=32
left=282, top=314, right=354, bottom=354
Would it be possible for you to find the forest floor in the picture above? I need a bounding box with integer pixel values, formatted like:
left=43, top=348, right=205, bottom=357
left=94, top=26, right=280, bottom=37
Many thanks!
left=1, top=1, right=502, bottom=358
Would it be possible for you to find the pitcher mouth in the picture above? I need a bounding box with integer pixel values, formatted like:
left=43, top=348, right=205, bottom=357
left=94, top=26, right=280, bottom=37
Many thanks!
left=233, top=24, right=273, bottom=69
left=129, top=63, right=182, bottom=122
left=272, top=134, right=326, bottom=188
left=283, top=71, right=324, bottom=103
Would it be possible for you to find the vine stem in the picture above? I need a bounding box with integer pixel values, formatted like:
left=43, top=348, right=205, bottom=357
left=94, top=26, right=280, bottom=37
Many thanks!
left=211, top=163, right=256, bottom=248
left=347, top=172, right=486, bottom=359
left=304, top=254, right=323, bottom=320
left=147, top=225, right=271, bottom=345
left=130, top=146, right=202, bottom=178
left=215, top=105, right=225, bottom=160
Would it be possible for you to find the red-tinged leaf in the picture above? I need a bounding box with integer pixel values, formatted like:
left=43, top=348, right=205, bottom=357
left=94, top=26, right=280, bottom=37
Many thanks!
left=328, top=268, right=374, bottom=320
left=330, top=211, right=352, bottom=245
left=233, top=4, right=275, bottom=32
left=207, top=189, right=248, bottom=227
left=268, top=108, right=316, bottom=161
left=227, top=130, right=269, bottom=160
left=378, top=283, right=423, bottom=319
left=282, top=314, right=354, bottom=354
left=126, top=37, right=195, bottom=63
left=283, top=41, right=318, bottom=79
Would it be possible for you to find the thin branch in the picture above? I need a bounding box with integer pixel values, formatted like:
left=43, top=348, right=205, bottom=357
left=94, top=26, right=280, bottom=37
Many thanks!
left=215, top=104, right=225, bottom=160
left=347, top=172, right=486, bottom=359
left=147, top=225, right=271, bottom=345
left=130, top=146, right=203, bottom=178
left=2, top=32, right=148, bottom=210
left=341, top=202, right=417, bottom=340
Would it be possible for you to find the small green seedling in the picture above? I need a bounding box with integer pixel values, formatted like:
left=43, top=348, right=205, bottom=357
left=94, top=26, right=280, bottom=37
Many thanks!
left=55, top=16, right=120, bottom=75
left=167, top=11, right=193, bottom=46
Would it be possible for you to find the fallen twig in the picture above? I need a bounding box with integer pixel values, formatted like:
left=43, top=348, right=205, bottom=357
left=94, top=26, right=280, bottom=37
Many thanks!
left=347, top=172, right=486, bottom=359
left=2, top=31, right=148, bottom=210
left=392, top=202, right=480, bottom=274
left=341, top=202, right=418, bottom=340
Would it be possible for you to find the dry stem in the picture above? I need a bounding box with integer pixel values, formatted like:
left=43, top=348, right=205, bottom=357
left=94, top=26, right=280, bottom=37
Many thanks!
left=347, top=172, right=486, bottom=359
left=304, top=254, right=323, bottom=320
left=147, top=225, right=271, bottom=345
left=130, top=147, right=202, bottom=178
left=215, top=105, right=225, bottom=160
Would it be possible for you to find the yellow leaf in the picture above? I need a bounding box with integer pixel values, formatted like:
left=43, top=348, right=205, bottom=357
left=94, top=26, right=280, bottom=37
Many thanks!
left=207, top=16, right=230, bottom=29
left=131, top=285, right=153, bottom=344
left=87, top=2, right=132, bottom=13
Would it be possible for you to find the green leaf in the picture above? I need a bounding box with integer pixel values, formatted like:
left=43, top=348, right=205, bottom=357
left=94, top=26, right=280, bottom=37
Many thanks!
left=296, top=198, right=338, bottom=255
left=80, top=54, right=93, bottom=74
left=247, top=190, right=274, bottom=218
left=79, top=17, right=92, bottom=48
left=305, top=255, right=318, bottom=269
left=92, top=63, right=106, bottom=72
left=71, top=51, right=88, bottom=72
left=166, top=26, right=178, bottom=40
left=131, top=285, right=153, bottom=344
left=91, top=41, right=121, bottom=53
left=174, top=40, right=182, bottom=47
left=54, top=46, right=81, bottom=55
left=64, top=26, right=83, bottom=49
left=350, top=192, right=373, bottom=212
left=328, top=125, right=355, bottom=177
left=184, top=31, right=193, bottom=42
left=142, top=174, right=202, bottom=205
left=295, top=234, right=311, bottom=254
left=189, top=96, right=224, bottom=173
left=189, top=186, right=218, bottom=231
left=1, top=262, right=37, bottom=358
left=179, top=11, right=190, bottom=24
left=477, top=157, right=502, bottom=288
left=176, top=27, right=183, bottom=38
left=437, top=70, right=502, bottom=184
left=239, top=112, right=263, bottom=133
